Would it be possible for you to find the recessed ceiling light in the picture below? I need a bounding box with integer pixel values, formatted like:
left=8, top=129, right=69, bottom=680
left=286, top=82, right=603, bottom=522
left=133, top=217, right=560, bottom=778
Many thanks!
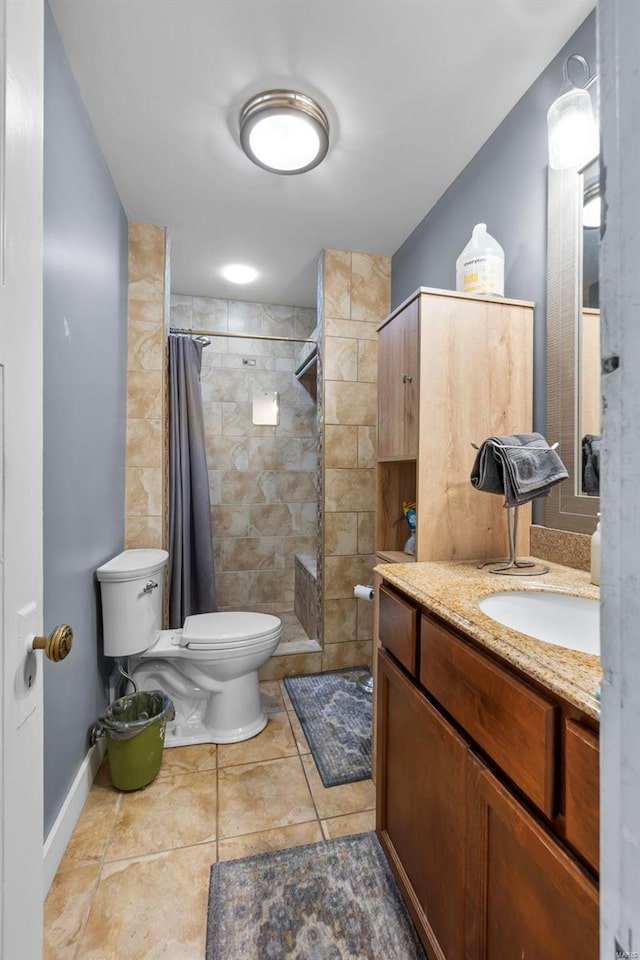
left=221, top=263, right=258, bottom=284
left=239, top=90, right=329, bottom=175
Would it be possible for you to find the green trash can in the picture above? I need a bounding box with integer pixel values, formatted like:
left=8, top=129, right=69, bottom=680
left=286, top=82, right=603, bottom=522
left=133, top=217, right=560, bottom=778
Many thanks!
left=93, top=691, right=175, bottom=791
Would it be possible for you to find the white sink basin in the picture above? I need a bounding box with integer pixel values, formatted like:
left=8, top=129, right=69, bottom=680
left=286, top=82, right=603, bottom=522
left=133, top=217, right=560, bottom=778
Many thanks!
left=478, top=591, right=600, bottom=656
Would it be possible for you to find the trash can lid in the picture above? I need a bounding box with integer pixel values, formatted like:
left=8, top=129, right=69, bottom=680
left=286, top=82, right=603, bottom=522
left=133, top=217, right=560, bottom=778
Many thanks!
left=96, top=549, right=169, bottom=583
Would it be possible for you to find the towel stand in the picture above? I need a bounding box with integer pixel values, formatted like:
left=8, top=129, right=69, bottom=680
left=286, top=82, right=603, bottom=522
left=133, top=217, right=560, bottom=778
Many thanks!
left=470, top=440, right=552, bottom=577
left=477, top=504, right=549, bottom=577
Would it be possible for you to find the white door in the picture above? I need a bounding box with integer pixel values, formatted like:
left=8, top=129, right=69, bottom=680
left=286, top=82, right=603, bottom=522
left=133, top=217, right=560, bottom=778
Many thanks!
left=599, top=0, right=640, bottom=952
left=0, top=0, right=45, bottom=957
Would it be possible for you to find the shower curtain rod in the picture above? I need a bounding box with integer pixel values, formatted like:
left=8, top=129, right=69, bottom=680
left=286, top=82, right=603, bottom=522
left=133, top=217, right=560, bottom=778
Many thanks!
left=170, top=327, right=316, bottom=344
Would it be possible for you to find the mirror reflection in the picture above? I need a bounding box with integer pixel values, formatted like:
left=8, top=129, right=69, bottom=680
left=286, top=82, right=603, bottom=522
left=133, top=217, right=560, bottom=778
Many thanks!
left=545, top=71, right=600, bottom=532
left=579, top=155, right=600, bottom=497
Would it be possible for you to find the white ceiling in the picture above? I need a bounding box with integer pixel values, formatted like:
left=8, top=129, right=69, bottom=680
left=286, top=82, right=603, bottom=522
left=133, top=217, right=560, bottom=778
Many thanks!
left=50, top=0, right=594, bottom=308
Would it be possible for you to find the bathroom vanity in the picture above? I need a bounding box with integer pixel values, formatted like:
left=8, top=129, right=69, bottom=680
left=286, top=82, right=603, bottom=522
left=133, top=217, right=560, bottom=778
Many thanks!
left=374, top=560, right=600, bottom=960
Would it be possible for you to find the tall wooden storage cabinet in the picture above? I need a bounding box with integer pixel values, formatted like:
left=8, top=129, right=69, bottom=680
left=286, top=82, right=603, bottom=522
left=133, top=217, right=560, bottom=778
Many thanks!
left=376, top=288, right=534, bottom=563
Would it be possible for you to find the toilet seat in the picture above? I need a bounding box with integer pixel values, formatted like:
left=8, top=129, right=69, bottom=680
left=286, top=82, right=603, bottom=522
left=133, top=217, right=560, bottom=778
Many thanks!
left=140, top=612, right=282, bottom=661
left=143, top=630, right=280, bottom=660
left=182, top=612, right=282, bottom=648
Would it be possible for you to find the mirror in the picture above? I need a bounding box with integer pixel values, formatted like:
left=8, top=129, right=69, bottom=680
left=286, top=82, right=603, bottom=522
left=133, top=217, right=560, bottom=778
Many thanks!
left=578, top=156, right=601, bottom=498
left=545, top=78, right=600, bottom=534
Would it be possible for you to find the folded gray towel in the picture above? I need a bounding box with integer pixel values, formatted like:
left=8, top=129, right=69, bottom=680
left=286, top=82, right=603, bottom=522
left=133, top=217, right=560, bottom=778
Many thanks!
left=581, top=433, right=601, bottom=496
left=470, top=433, right=568, bottom=507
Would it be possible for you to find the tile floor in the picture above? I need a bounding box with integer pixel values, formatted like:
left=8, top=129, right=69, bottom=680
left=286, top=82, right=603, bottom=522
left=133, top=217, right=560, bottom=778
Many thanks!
left=44, top=680, right=375, bottom=960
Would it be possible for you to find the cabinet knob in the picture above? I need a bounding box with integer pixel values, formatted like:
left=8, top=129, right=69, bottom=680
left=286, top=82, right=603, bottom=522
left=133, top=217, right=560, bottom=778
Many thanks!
left=402, top=373, right=413, bottom=384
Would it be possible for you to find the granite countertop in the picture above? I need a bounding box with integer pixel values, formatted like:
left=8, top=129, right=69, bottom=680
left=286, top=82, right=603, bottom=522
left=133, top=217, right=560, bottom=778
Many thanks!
left=374, top=559, right=601, bottom=721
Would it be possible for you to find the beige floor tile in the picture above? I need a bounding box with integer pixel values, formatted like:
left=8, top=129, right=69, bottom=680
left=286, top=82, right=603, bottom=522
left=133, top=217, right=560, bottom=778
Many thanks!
left=260, top=680, right=285, bottom=714
left=279, top=679, right=312, bottom=752
left=287, top=707, right=311, bottom=755
left=105, top=771, right=216, bottom=861
left=321, top=809, right=376, bottom=840
left=58, top=783, right=121, bottom=871
left=217, top=712, right=297, bottom=768
left=279, top=678, right=294, bottom=712
left=218, top=820, right=323, bottom=862
left=76, top=843, right=216, bottom=960
left=218, top=756, right=316, bottom=839
left=44, top=865, right=100, bottom=960
left=301, top=754, right=375, bottom=819
left=156, top=743, right=217, bottom=779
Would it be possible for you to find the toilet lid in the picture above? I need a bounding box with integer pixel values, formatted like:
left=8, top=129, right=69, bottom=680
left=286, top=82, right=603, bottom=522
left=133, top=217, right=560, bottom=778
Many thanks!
left=181, top=612, right=282, bottom=646
left=96, top=548, right=168, bottom=582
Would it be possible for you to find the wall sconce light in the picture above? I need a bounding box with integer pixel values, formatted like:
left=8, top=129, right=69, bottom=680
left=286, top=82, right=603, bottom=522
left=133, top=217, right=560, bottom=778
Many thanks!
left=239, top=90, right=330, bottom=175
left=547, top=54, right=598, bottom=170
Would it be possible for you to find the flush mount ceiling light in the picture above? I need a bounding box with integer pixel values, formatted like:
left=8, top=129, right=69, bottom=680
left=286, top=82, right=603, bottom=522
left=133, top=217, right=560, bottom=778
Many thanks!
left=547, top=54, right=598, bottom=171
left=221, top=263, right=258, bottom=284
left=239, top=90, right=330, bottom=174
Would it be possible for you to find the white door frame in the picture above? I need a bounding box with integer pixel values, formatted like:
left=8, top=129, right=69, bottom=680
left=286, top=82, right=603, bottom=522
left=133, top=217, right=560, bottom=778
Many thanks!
left=0, top=0, right=45, bottom=956
left=599, top=0, right=640, bottom=954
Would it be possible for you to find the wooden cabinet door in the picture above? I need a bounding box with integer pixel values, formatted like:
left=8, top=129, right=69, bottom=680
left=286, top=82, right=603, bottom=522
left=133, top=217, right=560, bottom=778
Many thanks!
left=466, top=757, right=598, bottom=960
left=376, top=649, right=467, bottom=960
left=377, top=300, right=419, bottom=459
left=565, top=719, right=599, bottom=873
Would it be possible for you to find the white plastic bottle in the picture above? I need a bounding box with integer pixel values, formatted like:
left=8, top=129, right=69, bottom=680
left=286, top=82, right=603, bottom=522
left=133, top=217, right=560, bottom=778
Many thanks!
left=591, top=514, right=600, bottom=586
left=456, top=223, right=505, bottom=297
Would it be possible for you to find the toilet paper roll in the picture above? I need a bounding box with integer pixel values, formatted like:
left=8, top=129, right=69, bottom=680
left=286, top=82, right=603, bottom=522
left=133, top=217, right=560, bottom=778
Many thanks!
left=354, top=584, right=375, bottom=601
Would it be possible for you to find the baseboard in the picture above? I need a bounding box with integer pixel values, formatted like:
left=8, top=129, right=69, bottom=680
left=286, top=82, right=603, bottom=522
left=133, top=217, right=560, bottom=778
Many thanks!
left=43, top=738, right=106, bottom=896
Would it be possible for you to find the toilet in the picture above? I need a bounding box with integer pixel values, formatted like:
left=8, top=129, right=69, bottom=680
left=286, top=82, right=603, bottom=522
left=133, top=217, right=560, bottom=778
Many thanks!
left=96, top=548, right=282, bottom=745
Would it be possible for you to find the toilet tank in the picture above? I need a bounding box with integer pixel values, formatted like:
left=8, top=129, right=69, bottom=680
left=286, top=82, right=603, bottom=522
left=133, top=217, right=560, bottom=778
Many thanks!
left=96, top=549, right=168, bottom=657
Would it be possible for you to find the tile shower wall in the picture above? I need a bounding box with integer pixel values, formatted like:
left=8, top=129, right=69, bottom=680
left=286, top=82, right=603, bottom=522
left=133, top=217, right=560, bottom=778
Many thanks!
left=170, top=295, right=318, bottom=615
left=125, top=222, right=170, bottom=550
left=319, top=250, right=391, bottom=670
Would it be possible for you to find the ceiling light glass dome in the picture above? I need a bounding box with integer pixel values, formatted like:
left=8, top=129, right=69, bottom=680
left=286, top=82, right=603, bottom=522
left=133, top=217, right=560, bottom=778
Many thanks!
left=221, top=263, right=258, bottom=284
left=239, top=90, right=329, bottom=175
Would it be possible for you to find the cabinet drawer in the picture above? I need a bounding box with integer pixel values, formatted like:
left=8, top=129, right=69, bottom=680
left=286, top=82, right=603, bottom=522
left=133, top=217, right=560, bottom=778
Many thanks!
left=565, top=720, right=599, bottom=872
left=420, top=615, right=556, bottom=816
left=379, top=585, right=418, bottom=674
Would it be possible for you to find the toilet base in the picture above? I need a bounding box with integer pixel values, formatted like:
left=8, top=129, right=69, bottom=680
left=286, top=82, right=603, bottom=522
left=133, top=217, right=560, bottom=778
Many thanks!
left=164, top=711, right=268, bottom=747
left=131, top=659, right=270, bottom=745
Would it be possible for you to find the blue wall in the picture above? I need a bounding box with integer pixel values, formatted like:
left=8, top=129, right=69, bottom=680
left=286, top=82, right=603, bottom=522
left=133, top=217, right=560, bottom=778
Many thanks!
left=43, top=2, right=128, bottom=836
left=392, top=11, right=596, bottom=441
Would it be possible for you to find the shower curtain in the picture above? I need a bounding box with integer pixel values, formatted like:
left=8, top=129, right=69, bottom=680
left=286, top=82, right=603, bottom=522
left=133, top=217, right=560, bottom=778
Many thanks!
left=168, top=334, right=216, bottom=628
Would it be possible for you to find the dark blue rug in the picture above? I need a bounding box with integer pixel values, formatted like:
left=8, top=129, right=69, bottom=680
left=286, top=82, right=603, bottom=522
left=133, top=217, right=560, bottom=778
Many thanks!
left=206, top=833, right=426, bottom=960
left=284, top=666, right=372, bottom=787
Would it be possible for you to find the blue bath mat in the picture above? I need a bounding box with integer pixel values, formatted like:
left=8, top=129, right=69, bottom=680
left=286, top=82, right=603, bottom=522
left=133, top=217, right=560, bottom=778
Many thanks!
left=284, top=666, right=372, bottom=786
left=206, top=833, right=426, bottom=960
